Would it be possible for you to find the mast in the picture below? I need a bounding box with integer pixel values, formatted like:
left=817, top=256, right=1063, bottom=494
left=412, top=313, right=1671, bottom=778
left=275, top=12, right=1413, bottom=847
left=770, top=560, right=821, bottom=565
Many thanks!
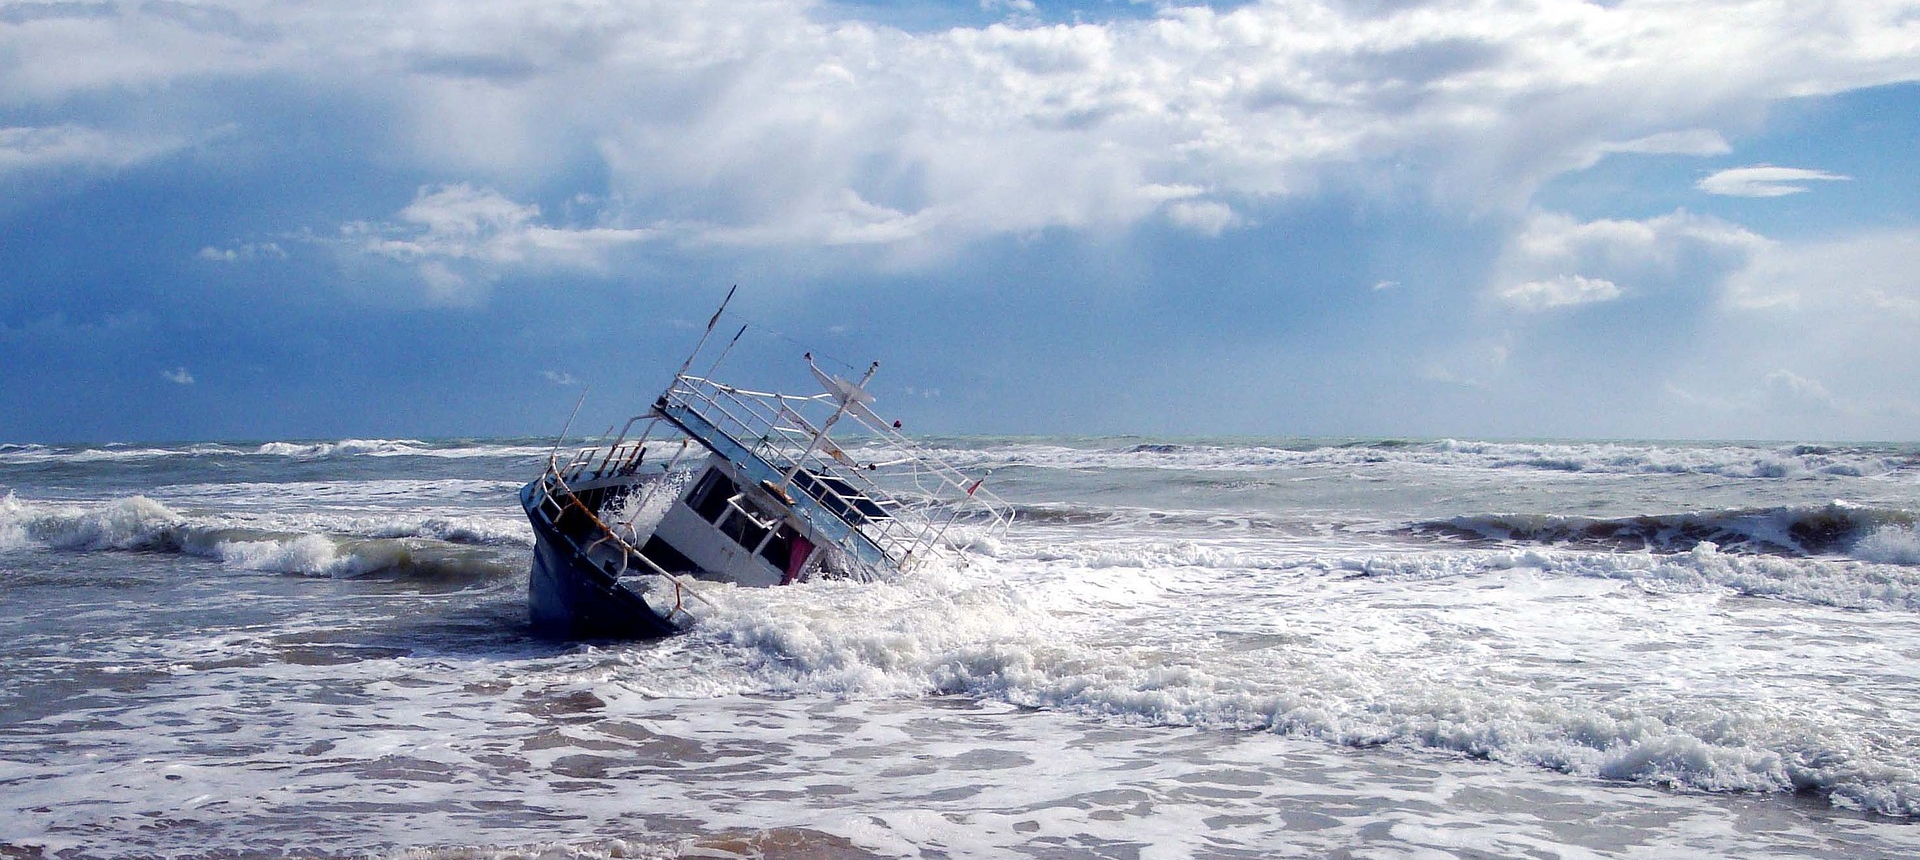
left=774, top=355, right=880, bottom=496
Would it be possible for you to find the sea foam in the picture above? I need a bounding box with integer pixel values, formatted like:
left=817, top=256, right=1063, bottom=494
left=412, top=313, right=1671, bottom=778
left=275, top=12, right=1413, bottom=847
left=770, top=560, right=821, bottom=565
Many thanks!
left=0, top=493, right=516, bottom=582
left=906, top=438, right=1917, bottom=480
left=1857, top=524, right=1920, bottom=565
left=604, top=530, right=1920, bottom=817
left=1419, top=502, right=1917, bottom=558
left=0, top=494, right=187, bottom=552
left=215, top=534, right=370, bottom=577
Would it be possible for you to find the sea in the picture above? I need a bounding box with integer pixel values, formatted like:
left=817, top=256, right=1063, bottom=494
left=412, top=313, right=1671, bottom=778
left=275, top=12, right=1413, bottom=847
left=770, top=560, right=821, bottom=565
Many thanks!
left=4, top=436, right=1920, bottom=859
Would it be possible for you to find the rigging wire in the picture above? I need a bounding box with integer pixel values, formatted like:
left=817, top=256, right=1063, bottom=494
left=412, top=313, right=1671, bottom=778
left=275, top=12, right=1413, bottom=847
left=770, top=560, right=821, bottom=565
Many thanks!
left=720, top=313, right=867, bottom=377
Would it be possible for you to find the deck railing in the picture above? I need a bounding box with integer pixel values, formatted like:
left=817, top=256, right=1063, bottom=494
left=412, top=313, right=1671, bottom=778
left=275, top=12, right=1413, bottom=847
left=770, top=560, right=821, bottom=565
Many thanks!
left=552, top=363, right=1013, bottom=578
left=659, top=370, right=1014, bottom=573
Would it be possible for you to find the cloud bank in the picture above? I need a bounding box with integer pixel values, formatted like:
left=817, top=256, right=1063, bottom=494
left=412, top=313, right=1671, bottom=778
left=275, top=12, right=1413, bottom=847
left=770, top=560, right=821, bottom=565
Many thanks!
left=6, top=0, right=1918, bottom=266
left=5, top=1, right=1920, bottom=441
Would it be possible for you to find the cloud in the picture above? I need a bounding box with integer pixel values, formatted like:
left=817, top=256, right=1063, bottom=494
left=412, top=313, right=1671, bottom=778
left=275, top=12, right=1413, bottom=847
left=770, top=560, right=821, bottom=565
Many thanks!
left=1759, top=369, right=1837, bottom=415
left=1696, top=165, right=1852, bottom=198
left=0, top=125, right=184, bottom=174
left=1487, top=209, right=1768, bottom=309
left=1164, top=199, right=1241, bottom=235
left=198, top=242, right=287, bottom=262
left=1657, top=227, right=1920, bottom=438
left=7, top=1, right=1919, bottom=259
left=541, top=370, right=580, bottom=386
left=1721, top=228, right=1920, bottom=313
left=1494, top=275, right=1622, bottom=311
left=1601, top=129, right=1732, bottom=157
left=161, top=367, right=195, bottom=385
left=348, top=184, right=656, bottom=302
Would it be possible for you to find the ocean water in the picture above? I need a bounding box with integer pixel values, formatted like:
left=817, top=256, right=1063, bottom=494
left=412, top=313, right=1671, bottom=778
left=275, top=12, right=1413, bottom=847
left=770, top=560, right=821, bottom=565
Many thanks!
left=4, top=436, right=1920, bottom=858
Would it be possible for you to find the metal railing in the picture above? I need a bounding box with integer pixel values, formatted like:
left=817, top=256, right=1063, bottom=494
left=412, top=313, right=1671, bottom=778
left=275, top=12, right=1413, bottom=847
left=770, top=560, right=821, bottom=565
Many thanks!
left=544, top=366, right=1011, bottom=580
left=657, top=371, right=1012, bottom=572
left=539, top=317, right=1016, bottom=585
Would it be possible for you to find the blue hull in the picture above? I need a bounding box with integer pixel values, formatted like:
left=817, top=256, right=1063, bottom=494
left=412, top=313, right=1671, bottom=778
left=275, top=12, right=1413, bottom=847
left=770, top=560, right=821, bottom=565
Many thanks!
left=522, top=479, right=684, bottom=640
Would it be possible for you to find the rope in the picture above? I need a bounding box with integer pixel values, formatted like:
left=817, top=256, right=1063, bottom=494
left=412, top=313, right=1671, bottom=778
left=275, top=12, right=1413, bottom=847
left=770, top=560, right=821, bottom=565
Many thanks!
left=549, top=469, right=717, bottom=609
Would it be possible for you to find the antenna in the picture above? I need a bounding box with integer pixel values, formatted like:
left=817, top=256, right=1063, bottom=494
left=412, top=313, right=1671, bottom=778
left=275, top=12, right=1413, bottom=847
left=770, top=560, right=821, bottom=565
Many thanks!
left=548, top=387, right=590, bottom=467
left=675, top=284, right=738, bottom=379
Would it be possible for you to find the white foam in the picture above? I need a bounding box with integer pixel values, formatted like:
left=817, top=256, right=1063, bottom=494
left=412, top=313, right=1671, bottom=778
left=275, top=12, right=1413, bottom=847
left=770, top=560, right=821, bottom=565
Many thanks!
left=0, top=491, right=28, bottom=550
left=250, top=439, right=553, bottom=459
left=574, top=527, right=1920, bottom=817
left=1856, top=524, right=1920, bottom=565
left=214, top=534, right=371, bottom=577
left=153, top=478, right=522, bottom=509
left=1337, top=540, right=1920, bottom=610
left=254, top=438, right=428, bottom=458
left=904, top=438, right=1916, bottom=481
left=604, top=470, right=693, bottom=541
left=1, top=494, right=186, bottom=551
left=11, top=536, right=1920, bottom=855
left=0, top=492, right=520, bottom=579
left=364, top=515, right=532, bottom=547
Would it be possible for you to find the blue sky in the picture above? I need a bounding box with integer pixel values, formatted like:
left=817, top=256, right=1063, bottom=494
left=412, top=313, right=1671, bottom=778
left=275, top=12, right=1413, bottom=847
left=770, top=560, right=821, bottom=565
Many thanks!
left=3, top=0, right=1918, bottom=443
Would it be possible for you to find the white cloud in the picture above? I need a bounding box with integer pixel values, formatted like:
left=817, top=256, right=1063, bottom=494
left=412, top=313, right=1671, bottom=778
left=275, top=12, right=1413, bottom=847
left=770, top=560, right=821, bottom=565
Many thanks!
left=6, top=1, right=1919, bottom=257
left=351, top=184, right=656, bottom=302
left=1164, top=199, right=1240, bottom=235
left=0, top=125, right=183, bottom=174
left=161, top=367, right=195, bottom=385
left=1602, top=129, right=1731, bottom=157
left=1495, top=274, right=1622, bottom=311
left=1759, top=369, right=1837, bottom=415
left=1696, top=165, right=1851, bottom=198
left=980, top=0, right=1038, bottom=17
left=198, top=242, right=286, bottom=262
left=1660, top=227, right=1920, bottom=438
left=1487, top=209, right=1768, bottom=309
left=541, top=370, right=580, bottom=386
left=1721, top=228, right=1920, bottom=312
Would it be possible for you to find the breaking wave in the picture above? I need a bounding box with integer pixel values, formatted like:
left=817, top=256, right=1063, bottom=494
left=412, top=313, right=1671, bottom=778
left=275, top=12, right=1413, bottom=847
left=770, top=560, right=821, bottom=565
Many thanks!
left=1006, top=501, right=1336, bottom=534
left=255, top=439, right=433, bottom=458
left=252, top=439, right=553, bottom=459
left=1329, top=541, right=1920, bottom=612
left=0, top=492, right=520, bottom=582
left=900, top=438, right=1920, bottom=479
left=0, top=439, right=554, bottom=465
left=629, top=547, right=1920, bottom=817
left=1415, top=503, right=1918, bottom=559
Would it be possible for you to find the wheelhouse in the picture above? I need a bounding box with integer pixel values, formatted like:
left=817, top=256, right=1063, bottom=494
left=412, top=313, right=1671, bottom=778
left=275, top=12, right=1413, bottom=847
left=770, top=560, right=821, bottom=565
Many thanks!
left=638, top=457, right=829, bottom=588
left=518, top=290, right=1013, bottom=639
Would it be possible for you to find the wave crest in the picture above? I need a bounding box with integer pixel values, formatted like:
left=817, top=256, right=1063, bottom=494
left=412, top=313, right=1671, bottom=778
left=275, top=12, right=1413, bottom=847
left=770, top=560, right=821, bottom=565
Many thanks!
left=1415, top=503, right=1917, bottom=559
left=646, top=554, right=1920, bottom=816
left=0, top=493, right=517, bottom=583
left=906, top=438, right=1920, bottom=480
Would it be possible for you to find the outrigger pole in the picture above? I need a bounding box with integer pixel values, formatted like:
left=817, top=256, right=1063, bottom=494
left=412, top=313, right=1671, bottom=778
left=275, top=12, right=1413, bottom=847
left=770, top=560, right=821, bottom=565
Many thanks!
left=548, top=387, right=591, bottom=467
left=674, top=284, right=738, bottom=380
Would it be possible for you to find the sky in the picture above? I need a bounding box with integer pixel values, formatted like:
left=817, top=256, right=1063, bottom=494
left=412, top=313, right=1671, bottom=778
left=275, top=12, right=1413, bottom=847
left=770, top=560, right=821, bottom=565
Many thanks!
left=3, top=0, right=1919, bottom=443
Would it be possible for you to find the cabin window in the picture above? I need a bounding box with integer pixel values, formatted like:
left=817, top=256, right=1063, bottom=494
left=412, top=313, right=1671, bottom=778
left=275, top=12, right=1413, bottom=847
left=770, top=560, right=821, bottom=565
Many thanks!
left=719, top=496, right=771, bottom=551
left=640, top=535, right=698, bottom=574
left=758, top=524, right=796, bottom=569
left=792, top=468, right=890, bottom=525
left=688, top=466, right=794, bottom=567
left=687, top=469, right=736, bottom=523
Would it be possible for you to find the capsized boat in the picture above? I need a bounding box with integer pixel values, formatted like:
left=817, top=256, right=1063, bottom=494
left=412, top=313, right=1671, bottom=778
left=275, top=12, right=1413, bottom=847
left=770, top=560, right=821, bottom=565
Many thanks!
left=518, top=296, right=1014, bottom=639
